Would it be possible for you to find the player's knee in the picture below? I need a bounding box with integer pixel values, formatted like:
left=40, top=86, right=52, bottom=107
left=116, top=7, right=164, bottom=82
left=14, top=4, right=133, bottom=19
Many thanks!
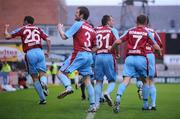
left=123, top=77, right=131, bottom=85
left=83, top=75, right=91, bottom=85
left=39, top=71, right=46, bottom=77
left=57, top=70, right=63, bottom=75
left=31, top=73, right=39, bottom=81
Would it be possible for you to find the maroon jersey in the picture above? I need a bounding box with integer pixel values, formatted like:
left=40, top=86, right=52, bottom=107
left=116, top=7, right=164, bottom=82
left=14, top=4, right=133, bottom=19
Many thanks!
left=145, top=27, right=163, bottom=54
left=72, top=22, right=96, bottom=52
left=121, top=26, right=152, bottom=56
left=95, top=26, right=117, bottom=54
left=11, top=24, right=48, bottom=53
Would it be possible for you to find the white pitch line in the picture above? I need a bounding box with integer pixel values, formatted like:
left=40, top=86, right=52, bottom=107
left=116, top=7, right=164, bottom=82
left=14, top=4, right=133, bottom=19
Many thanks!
left=86, top=112, right=96, bottom=119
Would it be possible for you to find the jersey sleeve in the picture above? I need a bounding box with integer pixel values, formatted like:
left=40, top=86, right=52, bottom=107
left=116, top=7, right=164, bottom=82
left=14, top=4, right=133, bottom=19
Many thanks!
left=119, top=30, right=128, bottom=42
left=65, top=21, right=83, bottom=38
left=10, top=28, right=22, bottom=38
left=39, top=28, right=48, bottom=40
left=148, top=31, right=157, bottom=45
left=155, top=32, right=163, bottom=48
left=111, top=27, right=120, bottom=39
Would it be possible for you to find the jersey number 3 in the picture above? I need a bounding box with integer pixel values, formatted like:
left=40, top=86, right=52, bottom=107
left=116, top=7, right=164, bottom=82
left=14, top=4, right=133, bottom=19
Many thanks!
left=84, top=31, right=91, bottom=47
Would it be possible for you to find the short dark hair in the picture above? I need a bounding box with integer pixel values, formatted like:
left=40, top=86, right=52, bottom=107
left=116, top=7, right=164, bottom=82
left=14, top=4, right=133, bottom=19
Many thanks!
left=101, top=15, right=111, bottom=26
left=136, top=14, right=147, bottom=25
left=77, top=6, right=89, bottom=20
left=24, top=16, right=34, bottom=24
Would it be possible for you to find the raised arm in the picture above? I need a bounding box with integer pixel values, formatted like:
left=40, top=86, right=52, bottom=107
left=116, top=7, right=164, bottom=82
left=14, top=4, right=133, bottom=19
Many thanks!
left=4, top=24, right=12, bottom=39
left=57, top=21, right=83, bottom=40
left=57, top=24, right=68, bottom=40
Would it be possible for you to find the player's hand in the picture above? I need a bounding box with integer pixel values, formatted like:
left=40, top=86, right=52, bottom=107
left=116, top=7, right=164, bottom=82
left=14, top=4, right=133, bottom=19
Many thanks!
left=57, top=23, right=64, bottom=31
left=108, top=46, right=112, bottom=52
left=92, top=47, right=98, bottom=53
left=155, top=49, right=162, bottom=57
left=115, top=54, right=121, bottom=59
left=5, top=24, right=10, bottom=28
left=44, top=52, right=49, bottom=57
left=159, top=49, right=163, bottom=57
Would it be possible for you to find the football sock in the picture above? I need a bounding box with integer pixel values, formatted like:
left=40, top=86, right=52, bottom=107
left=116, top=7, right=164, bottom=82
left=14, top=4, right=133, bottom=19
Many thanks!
left=95, top=82, right=102, bottom=105
left=34, top=80, right=46, bottom=101
left=3, top=74, right=8, bottom=85
left=57, top=73, right=71, bottom=88
left=40, top=76, right=47, bottom=85
left=105, top=82, right=115, bottom=95
left=86, top=84, right=95, bottom=105
left=142, top=84, right=149, bottom=108
left=100, top=93, right=104, bottom=99
left=116, top=83, right=126, bottom=102
left=149, top=84, right=156, bottom=107
left=136, top=80, right=143, bottom=89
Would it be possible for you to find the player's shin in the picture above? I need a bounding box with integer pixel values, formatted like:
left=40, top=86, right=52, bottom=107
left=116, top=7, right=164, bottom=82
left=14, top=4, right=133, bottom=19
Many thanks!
left=33, top=80, right=46, bottom=102
left=142, top=84, right=150, bottom=109
left=116, top=82, right=126, bottom=102
left=149, top=84, right=156, bottom=108
left=85, top=77, right=96, bottom=111
left=95, top=82, right=102, bottom=109
left=57, top=73, right=71, bottom=88
left=105, top=81, right=115, bottom=95
left=40, top=75, right=48, bottom=85
left=40, top=75, right=49, bottom=96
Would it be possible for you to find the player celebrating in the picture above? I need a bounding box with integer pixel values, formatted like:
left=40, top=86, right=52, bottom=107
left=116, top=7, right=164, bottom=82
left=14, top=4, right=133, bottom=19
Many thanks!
left=94, top=15, right=119, bottom=109
left=5, top=16, right=51, bottom=104
left=144, top=16, right=163, bottom=110
left=57, top=6, right=97, bottom=112
left=109, top=15, right=162, bottom=113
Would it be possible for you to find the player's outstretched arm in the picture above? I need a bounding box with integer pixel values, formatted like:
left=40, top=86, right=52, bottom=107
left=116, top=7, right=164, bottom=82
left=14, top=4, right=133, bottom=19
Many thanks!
left=4, top=24, right=12, bottom=39
left=109, top=39, right=122, bottom=52
left=57, top=23, right=67, bottom=40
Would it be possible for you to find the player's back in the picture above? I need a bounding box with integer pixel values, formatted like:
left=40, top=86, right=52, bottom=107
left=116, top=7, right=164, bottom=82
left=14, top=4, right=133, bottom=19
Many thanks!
left=123, top=26, right=149, bottom=56
left=12, top=24, right=47, bottom=53
left=145, top=27, right=163, bottom=53
left=73, top=22, right=96, bottom=52
left=94, top=26, right=117, bottom=82
left=121, top=27, right=150, bottom=78
left=95, top=26, right=116, bottom=54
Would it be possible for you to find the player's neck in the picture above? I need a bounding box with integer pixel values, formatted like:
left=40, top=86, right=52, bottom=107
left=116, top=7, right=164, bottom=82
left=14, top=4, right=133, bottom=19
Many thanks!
left=80, top=19, right=86, bottom=22
left=137, top=24, right=145, bottom=28
left=23, top=23, right=33, bottom=26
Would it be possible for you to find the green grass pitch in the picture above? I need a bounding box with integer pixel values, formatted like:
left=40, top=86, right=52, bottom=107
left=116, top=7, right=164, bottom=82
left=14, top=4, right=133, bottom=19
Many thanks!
left=0, top=84, right=180, bottom=119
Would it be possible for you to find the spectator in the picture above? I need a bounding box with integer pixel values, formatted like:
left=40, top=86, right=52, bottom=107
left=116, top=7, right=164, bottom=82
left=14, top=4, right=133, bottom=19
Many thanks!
left=1, top=61, right=11, bottom=86
left=68, top=70, right=76, bottom=84
left=50, top=61, right=58, bottom=84
left=1, top=61, right=16, bottom=91
left=18, top=72, right=28, bottom=89
left=46, top=65, right=51, bottom=84
left=164, top=63, right=168, bottom=71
